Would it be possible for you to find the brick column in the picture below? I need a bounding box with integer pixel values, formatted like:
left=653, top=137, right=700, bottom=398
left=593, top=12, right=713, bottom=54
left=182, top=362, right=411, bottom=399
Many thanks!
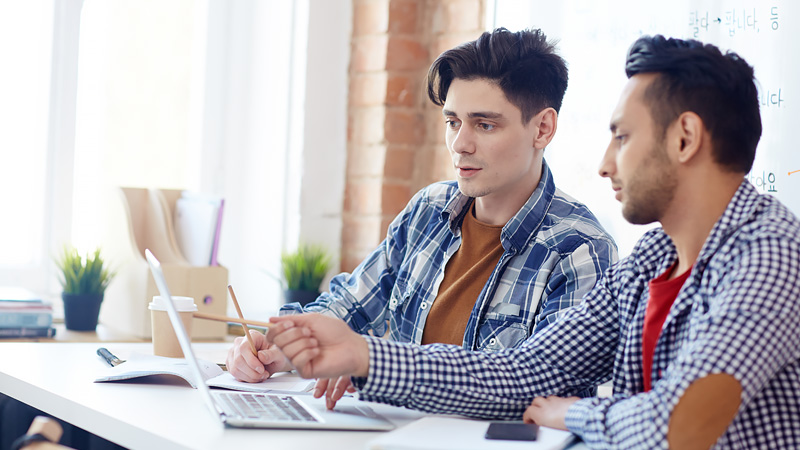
left=342, top=0, right=485, bottom=272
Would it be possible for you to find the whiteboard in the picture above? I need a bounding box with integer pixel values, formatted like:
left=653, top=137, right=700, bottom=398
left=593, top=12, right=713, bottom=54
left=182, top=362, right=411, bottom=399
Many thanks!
left=492, top=0, right=796, bottom=256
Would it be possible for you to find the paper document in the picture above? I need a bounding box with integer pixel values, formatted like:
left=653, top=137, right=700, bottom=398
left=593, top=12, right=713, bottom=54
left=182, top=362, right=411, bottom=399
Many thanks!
left=207, top=371, right=315, bottom=393
left=366, top=416, right=576, bottom=450
left=173, top=193, right=223, bottom=266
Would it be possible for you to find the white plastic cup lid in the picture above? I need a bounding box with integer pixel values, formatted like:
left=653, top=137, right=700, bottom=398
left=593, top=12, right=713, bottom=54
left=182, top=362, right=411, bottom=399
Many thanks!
left=149, top=295, right=198, bottom=312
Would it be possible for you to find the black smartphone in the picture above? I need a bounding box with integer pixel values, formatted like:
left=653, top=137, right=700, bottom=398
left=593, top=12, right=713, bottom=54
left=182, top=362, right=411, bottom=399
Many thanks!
left=484, top=421, right=539, bottom=441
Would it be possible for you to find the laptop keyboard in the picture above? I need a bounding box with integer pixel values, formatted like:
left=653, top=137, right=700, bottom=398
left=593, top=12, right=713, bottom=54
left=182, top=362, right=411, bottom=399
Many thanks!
left=218, top=393, right=319, bottom=422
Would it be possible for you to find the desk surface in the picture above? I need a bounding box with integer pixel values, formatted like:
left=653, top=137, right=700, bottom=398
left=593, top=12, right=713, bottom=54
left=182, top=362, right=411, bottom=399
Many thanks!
left=0, top=342, right=424, bottom=450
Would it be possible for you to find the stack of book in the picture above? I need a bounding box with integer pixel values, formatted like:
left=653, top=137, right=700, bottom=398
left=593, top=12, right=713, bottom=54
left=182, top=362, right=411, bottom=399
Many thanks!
left=0, top=286, right=56, bottom=338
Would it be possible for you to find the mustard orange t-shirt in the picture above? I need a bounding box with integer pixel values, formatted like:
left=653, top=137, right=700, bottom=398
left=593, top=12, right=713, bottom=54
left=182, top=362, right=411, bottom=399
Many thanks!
left=421, top=203, right=505, bottom=346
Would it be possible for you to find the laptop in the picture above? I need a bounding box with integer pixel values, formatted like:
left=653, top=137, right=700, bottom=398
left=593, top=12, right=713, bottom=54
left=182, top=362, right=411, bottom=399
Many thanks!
left=144, top=249, right=395, bottom=431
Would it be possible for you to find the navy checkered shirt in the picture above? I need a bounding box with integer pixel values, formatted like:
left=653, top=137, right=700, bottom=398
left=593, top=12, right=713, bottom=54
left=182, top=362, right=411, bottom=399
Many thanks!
left=283, top=161, right=617, bottom=353
left=354, top=180, right=800, bottom=449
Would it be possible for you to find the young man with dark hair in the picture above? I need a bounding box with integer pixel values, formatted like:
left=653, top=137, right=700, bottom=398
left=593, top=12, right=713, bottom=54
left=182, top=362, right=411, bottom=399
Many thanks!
left=267, top=35, right=800, bottom=448
left=227, top=28, right=616, bottom=403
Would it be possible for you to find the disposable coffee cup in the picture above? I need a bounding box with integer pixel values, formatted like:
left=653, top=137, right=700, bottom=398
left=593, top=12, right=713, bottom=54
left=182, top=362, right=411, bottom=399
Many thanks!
left=149, top=296, right=198, bottom=358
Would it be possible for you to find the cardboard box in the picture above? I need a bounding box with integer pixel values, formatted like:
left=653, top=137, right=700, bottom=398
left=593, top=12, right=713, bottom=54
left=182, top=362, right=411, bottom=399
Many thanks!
left=100, top=187, right=228, bottom=339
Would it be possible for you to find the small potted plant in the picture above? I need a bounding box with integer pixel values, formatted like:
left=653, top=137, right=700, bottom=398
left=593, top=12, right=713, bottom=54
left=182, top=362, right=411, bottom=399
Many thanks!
left=281, top=244, right=331, bottom=306
left=55, top=246, right=115, bottom=331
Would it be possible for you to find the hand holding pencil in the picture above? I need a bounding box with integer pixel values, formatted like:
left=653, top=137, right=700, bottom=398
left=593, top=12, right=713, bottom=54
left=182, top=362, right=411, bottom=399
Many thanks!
left=216, top=285, right=292, bottom=383
left=227, top=285, right=258, bottom=356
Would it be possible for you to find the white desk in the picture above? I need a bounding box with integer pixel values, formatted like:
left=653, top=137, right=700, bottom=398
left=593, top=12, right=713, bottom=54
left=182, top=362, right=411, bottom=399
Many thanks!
left=0, top=342, right=424, bottom=450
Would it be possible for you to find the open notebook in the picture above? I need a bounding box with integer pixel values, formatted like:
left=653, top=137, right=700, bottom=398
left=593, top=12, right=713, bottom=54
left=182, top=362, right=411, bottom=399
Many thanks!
left=144, top=248, right=394, bottom=431
left=95, top=351, right=316, bottom=393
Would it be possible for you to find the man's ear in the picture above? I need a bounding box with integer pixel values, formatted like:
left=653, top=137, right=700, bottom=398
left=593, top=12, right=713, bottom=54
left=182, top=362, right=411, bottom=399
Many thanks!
left=532, top=108, right=558, bottom=150
left=672, top=112, right=705, bottom=164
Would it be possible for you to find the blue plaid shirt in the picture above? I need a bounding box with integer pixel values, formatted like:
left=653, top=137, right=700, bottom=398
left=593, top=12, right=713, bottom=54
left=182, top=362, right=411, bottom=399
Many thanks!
left=354, top=180, right=800, bottom=449
left=283, top=161, right=617, bottom=352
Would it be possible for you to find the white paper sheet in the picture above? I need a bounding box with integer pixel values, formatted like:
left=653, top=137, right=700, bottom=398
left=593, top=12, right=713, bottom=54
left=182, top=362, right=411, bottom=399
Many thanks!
left=366, top=416, right=577, bottom=450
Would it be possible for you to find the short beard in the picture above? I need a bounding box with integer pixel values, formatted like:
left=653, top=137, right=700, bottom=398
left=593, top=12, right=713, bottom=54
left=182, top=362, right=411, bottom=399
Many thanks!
left=457, top=181, right=491, bottom=198
left=622, top=144, right=677, bottom=225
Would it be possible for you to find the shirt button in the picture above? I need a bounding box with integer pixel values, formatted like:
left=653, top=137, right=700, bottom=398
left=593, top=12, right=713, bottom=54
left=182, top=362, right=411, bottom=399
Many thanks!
left=390, top=298, right=397, bottom=307
left=489, top=338, right=497, bottom=346
left=420, top=302, right=428, bottom=309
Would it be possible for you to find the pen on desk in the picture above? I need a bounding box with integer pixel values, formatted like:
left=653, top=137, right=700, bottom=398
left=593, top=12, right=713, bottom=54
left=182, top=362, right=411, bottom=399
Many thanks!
left=228, top=284, right=258, bottom=356
left=97, top=347, right=124, bottom=367
left=97, top=346, right=226, bottom=370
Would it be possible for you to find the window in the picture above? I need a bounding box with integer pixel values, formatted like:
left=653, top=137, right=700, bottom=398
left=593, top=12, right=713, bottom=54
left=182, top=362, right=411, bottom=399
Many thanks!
left=69, top=0, right=305, bottom=317
left=0, top=1, right=301, bottom=317
left=71, top=0, right=199, bottom=249
left=0, top=1, right=348, bottom=318
left=0, top=2, right=56, bottom=287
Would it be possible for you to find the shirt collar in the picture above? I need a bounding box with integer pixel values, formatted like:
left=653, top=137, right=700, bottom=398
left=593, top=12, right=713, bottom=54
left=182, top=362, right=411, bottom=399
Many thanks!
left=695, top=179, right=761, bottom=265
left=441, top=160, right=556, bottom=254
left=636, top=178, right=760, bottom=275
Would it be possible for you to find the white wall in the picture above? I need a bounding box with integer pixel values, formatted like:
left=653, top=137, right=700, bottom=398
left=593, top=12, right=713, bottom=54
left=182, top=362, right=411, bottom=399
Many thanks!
left=492, top=0, right=797, bottom=257
left=206, top=0, right=351, bottom=318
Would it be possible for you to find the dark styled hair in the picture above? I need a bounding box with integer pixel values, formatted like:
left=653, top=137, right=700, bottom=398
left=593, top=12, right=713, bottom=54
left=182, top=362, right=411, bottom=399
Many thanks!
left=625, top=35, right=761, bottom=173
left=426, top=27, right=568, bottom=123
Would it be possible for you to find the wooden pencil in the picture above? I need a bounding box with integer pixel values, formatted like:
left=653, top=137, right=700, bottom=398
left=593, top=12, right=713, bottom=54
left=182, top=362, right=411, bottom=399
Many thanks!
left=193, top=311, right=275, bottom=329
left=227, top=285, right=257, bottom=355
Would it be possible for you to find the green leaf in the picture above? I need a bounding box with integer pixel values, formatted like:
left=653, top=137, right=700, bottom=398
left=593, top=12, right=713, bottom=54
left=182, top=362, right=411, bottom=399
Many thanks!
left=54, top=245, right=116, bottom=295
left=281, top=244, right=331, bottom=291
